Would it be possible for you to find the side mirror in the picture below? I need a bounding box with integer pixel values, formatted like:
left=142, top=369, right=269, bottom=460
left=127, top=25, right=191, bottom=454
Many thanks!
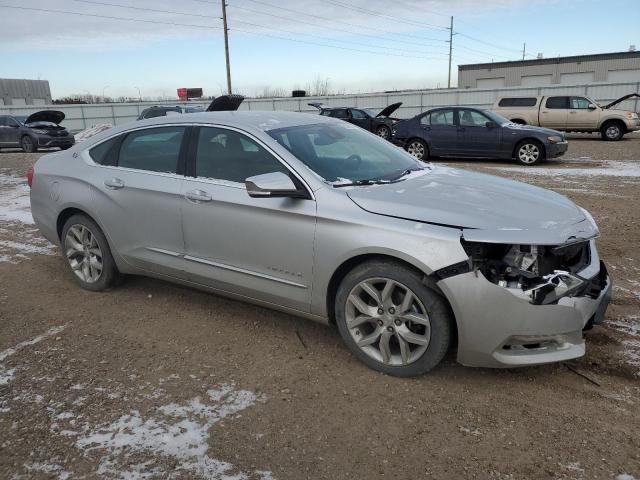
left=245, top=172, right=307, bottom=199
left=485, top=121, right=498, bottom=128
left=588, top=104, right=597, bottom=110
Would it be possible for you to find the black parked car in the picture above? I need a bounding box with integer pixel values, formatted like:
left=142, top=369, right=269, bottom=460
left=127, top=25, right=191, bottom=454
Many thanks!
left=0, top=111, right=74, bottom=153
left=308, top=102, right=402, bottom=140
left=392, top=106, right=568, bottom=165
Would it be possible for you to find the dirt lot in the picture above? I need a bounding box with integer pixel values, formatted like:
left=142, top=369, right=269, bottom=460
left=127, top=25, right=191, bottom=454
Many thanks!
left=1, top=134, right=639, bottom=480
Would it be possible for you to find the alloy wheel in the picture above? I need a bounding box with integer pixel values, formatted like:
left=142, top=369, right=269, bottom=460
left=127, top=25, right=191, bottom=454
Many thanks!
left=407, top=141, right=425, bottom=160
left=345, top=277, right=431, bottom=366
left=65, top=224, right=103, bottom=283
left=518, top=143, right=540, bottom=164
left=376, top=126, right=390, bottom=140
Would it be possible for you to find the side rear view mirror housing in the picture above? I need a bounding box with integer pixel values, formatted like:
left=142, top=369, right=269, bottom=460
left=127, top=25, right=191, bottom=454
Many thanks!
left=485, top=121, right=498, bottom=128
left=588, top=104, right=597, bottom=110
left=245, top=172, right=308, bottom=199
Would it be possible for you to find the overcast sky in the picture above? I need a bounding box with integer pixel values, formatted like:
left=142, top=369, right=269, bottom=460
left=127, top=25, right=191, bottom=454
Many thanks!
left=2, top=0, right=639, bottom=99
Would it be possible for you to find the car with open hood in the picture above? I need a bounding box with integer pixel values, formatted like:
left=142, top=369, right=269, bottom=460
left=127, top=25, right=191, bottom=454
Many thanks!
left=308, top=102, right=402, bottom=140
left=28, top=107, right=611, bottom=377
left=492, top=93, right=640, bottom=141
left=0, top=110, right=74, bottom=153
left=393, top=106, right=568, bottom=165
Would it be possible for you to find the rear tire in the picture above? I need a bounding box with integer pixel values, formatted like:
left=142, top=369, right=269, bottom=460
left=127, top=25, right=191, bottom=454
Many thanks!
left=515, top=139, right=544, bottom=165
left=21, top=135, right=37, bottom=153
left=600, top=121, right=624, bottom=141
left=335, top=260, right=453, bottom=377
left=61, top=214, right=122, bottom=291
left=405, top=138, right=429, bottom=161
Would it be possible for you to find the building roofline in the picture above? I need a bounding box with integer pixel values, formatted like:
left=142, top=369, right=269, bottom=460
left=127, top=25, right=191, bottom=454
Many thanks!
left=458, top=51, right=640, bottom=71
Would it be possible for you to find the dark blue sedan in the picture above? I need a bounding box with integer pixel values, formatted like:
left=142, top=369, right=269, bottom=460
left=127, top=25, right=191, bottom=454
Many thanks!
left=392, top=107, right=568, bottom=165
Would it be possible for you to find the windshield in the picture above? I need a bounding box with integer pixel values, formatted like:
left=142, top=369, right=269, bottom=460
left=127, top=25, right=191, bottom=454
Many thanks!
left=267, top=122, right=422, bottom=184
left=483, top=110, right=512, bottom=126
left=14, top=116, right=27, bottom=125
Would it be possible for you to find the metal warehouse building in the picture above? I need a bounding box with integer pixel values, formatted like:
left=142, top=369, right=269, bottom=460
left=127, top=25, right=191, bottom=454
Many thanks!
left=458, top=51, right=640, bottom=88
left=0, top=78, right=52, bottom=106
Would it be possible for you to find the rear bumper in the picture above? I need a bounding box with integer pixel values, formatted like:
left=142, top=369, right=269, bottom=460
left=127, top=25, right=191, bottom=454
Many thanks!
left=438, top=248, right=611, bottom=368
left=547, top=141, right=568, bottom=158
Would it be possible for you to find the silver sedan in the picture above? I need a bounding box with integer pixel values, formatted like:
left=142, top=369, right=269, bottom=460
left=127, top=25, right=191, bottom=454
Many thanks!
left=29, top=111, right=612, bottom=376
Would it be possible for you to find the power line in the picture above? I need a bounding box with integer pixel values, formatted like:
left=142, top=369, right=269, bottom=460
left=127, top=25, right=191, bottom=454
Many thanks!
left=0, top=3, right=222, bottom=30
left=65, top=0, right=220, bottom=19
left=228, top=7, right=449, bottom=56
left=238, top=0, right=449, bottom=46
left=323, top=0, right=449, bottom=31
left=0, top=3, right=448, bottom=61
left=456, top=32, right=524, bottom=55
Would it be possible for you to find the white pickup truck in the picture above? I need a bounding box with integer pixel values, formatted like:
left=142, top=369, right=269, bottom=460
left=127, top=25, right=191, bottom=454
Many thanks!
left=492, top=93, right=640, bottom=141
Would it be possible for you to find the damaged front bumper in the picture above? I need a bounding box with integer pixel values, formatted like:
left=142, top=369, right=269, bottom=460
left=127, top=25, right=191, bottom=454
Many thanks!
left=436, top=239, right=612, bottom=368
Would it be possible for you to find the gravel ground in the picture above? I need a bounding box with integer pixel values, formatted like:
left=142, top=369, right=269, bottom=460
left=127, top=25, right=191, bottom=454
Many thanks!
left=1, top=134, right=639, bottom=480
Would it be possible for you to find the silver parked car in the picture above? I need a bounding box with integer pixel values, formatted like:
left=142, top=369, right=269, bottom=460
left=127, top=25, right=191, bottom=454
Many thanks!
left=29, top=111, right=612, bottom=376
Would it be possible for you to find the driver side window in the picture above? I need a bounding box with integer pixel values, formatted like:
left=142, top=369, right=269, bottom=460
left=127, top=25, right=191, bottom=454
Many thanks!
left=195, top=127, right=288, bottom=183
left=459, top=109, right=490, bottom=127
left=570, top=97, right=592, bottom=109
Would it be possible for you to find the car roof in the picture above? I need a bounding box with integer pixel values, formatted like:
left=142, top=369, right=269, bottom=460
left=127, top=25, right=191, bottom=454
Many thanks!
left=82, top=110, right=334, bottom=148
left=135, top=110, right=330, bottom=131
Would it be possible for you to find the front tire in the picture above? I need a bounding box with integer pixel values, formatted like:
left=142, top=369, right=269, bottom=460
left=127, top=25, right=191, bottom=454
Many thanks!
left=515, top=139, right=544, bottom=165
left=21, top=136, right=37, bottom=153
left=600, top=121, right=624, bottom=141
left=375, top=125, right=391, bottom=140
left=405, top=138, right=429, bottom=161
left=335, top=260, right=453, bottom=377
left=61, top=214, right=121, bottom=291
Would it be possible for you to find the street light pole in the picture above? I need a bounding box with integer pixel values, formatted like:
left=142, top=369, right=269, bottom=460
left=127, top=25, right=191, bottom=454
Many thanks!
left=221, top=0, right=232, bottom=94
left=135, top=86, right=142, bottom=102
left=447, top=16, right=454, bottom=89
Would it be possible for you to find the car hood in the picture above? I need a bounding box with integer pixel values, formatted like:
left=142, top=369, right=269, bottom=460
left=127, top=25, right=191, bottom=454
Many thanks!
left=25, top=110, right=65, bottom=125
left=346, top=166, right=597, bottom=245
left=503, top=122, right=562, bottom=137
left=376, top=102, right=402, bottom=118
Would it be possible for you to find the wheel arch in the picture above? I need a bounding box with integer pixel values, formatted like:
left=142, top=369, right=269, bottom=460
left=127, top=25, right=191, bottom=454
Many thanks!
left=56, top=206, right=103, bottom=241
left=510, top=118, right=527, bottom=125
left=599, top=117, right=626, bottom=131
left=325, top=253, right=456, bottom=339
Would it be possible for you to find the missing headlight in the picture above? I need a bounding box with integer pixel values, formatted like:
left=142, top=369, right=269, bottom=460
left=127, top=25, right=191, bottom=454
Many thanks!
left=459, top=240, right=592, bottom=305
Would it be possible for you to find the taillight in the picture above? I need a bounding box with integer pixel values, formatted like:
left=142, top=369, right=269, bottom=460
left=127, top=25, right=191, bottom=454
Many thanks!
left=27, top=166, right=34, bottom=188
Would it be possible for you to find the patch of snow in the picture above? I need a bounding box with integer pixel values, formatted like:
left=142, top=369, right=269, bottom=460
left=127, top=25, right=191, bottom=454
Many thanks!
left=0, top=239, right=55, bottom=256
left=73, top=384, right=271, bottom=479
left=559, top=461, right=584, bottom=473
left=488, top=160, right=640, bottom=178
left=0, top=325, right=66, bottom=362
left=615, top=475, right=639, bottom=480
left=0, top=367, right=16, bottom=386
left=0, top=175, right=33, bottom=224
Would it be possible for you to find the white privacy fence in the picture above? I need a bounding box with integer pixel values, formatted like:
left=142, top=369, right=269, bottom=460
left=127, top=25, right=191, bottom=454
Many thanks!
left=1, top=81, right=638, bottom=132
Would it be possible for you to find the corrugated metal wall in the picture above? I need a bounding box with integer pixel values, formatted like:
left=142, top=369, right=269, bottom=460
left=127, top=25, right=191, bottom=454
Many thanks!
left=459, top=54, right=640, bottom=88
left=0, top=79, right=52, bottom=106
left=0, top=81, right=638, bottom=132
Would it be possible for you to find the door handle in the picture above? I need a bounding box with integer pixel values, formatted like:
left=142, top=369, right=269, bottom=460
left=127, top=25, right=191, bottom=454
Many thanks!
left=569, top=111, right=577, bottom=114
left=185, top=189, right=212, bottom=203
left=104, top=178, right=125, bottom=190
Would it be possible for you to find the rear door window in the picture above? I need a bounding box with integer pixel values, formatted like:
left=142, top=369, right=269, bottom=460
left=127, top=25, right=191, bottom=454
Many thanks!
left=429, top=110, right=455, bottom=126
left=89, top=137, right=119, bottom=166
left=329, top=109, right=348, bottom=119
left=118, top=127, right=186, bottom=174
left=545, top=97, right=569, bottom=109
left=350, top=109, right=368, bottom=119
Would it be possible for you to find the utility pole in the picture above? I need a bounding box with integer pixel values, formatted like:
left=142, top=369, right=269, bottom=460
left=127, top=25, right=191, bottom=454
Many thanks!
left=522, top=42, right=526, bottom=60
left=221, top=0, right=232, bottom=94
left=447, top=16, right=453, bottom=89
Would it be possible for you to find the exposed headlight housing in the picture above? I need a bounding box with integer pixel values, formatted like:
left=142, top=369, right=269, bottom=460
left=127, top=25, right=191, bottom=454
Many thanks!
left=547, top=135, right=563, bottom=143
left=461, top=240, right=593, bottom=305
left=625, top=112, right=638, bottom=120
